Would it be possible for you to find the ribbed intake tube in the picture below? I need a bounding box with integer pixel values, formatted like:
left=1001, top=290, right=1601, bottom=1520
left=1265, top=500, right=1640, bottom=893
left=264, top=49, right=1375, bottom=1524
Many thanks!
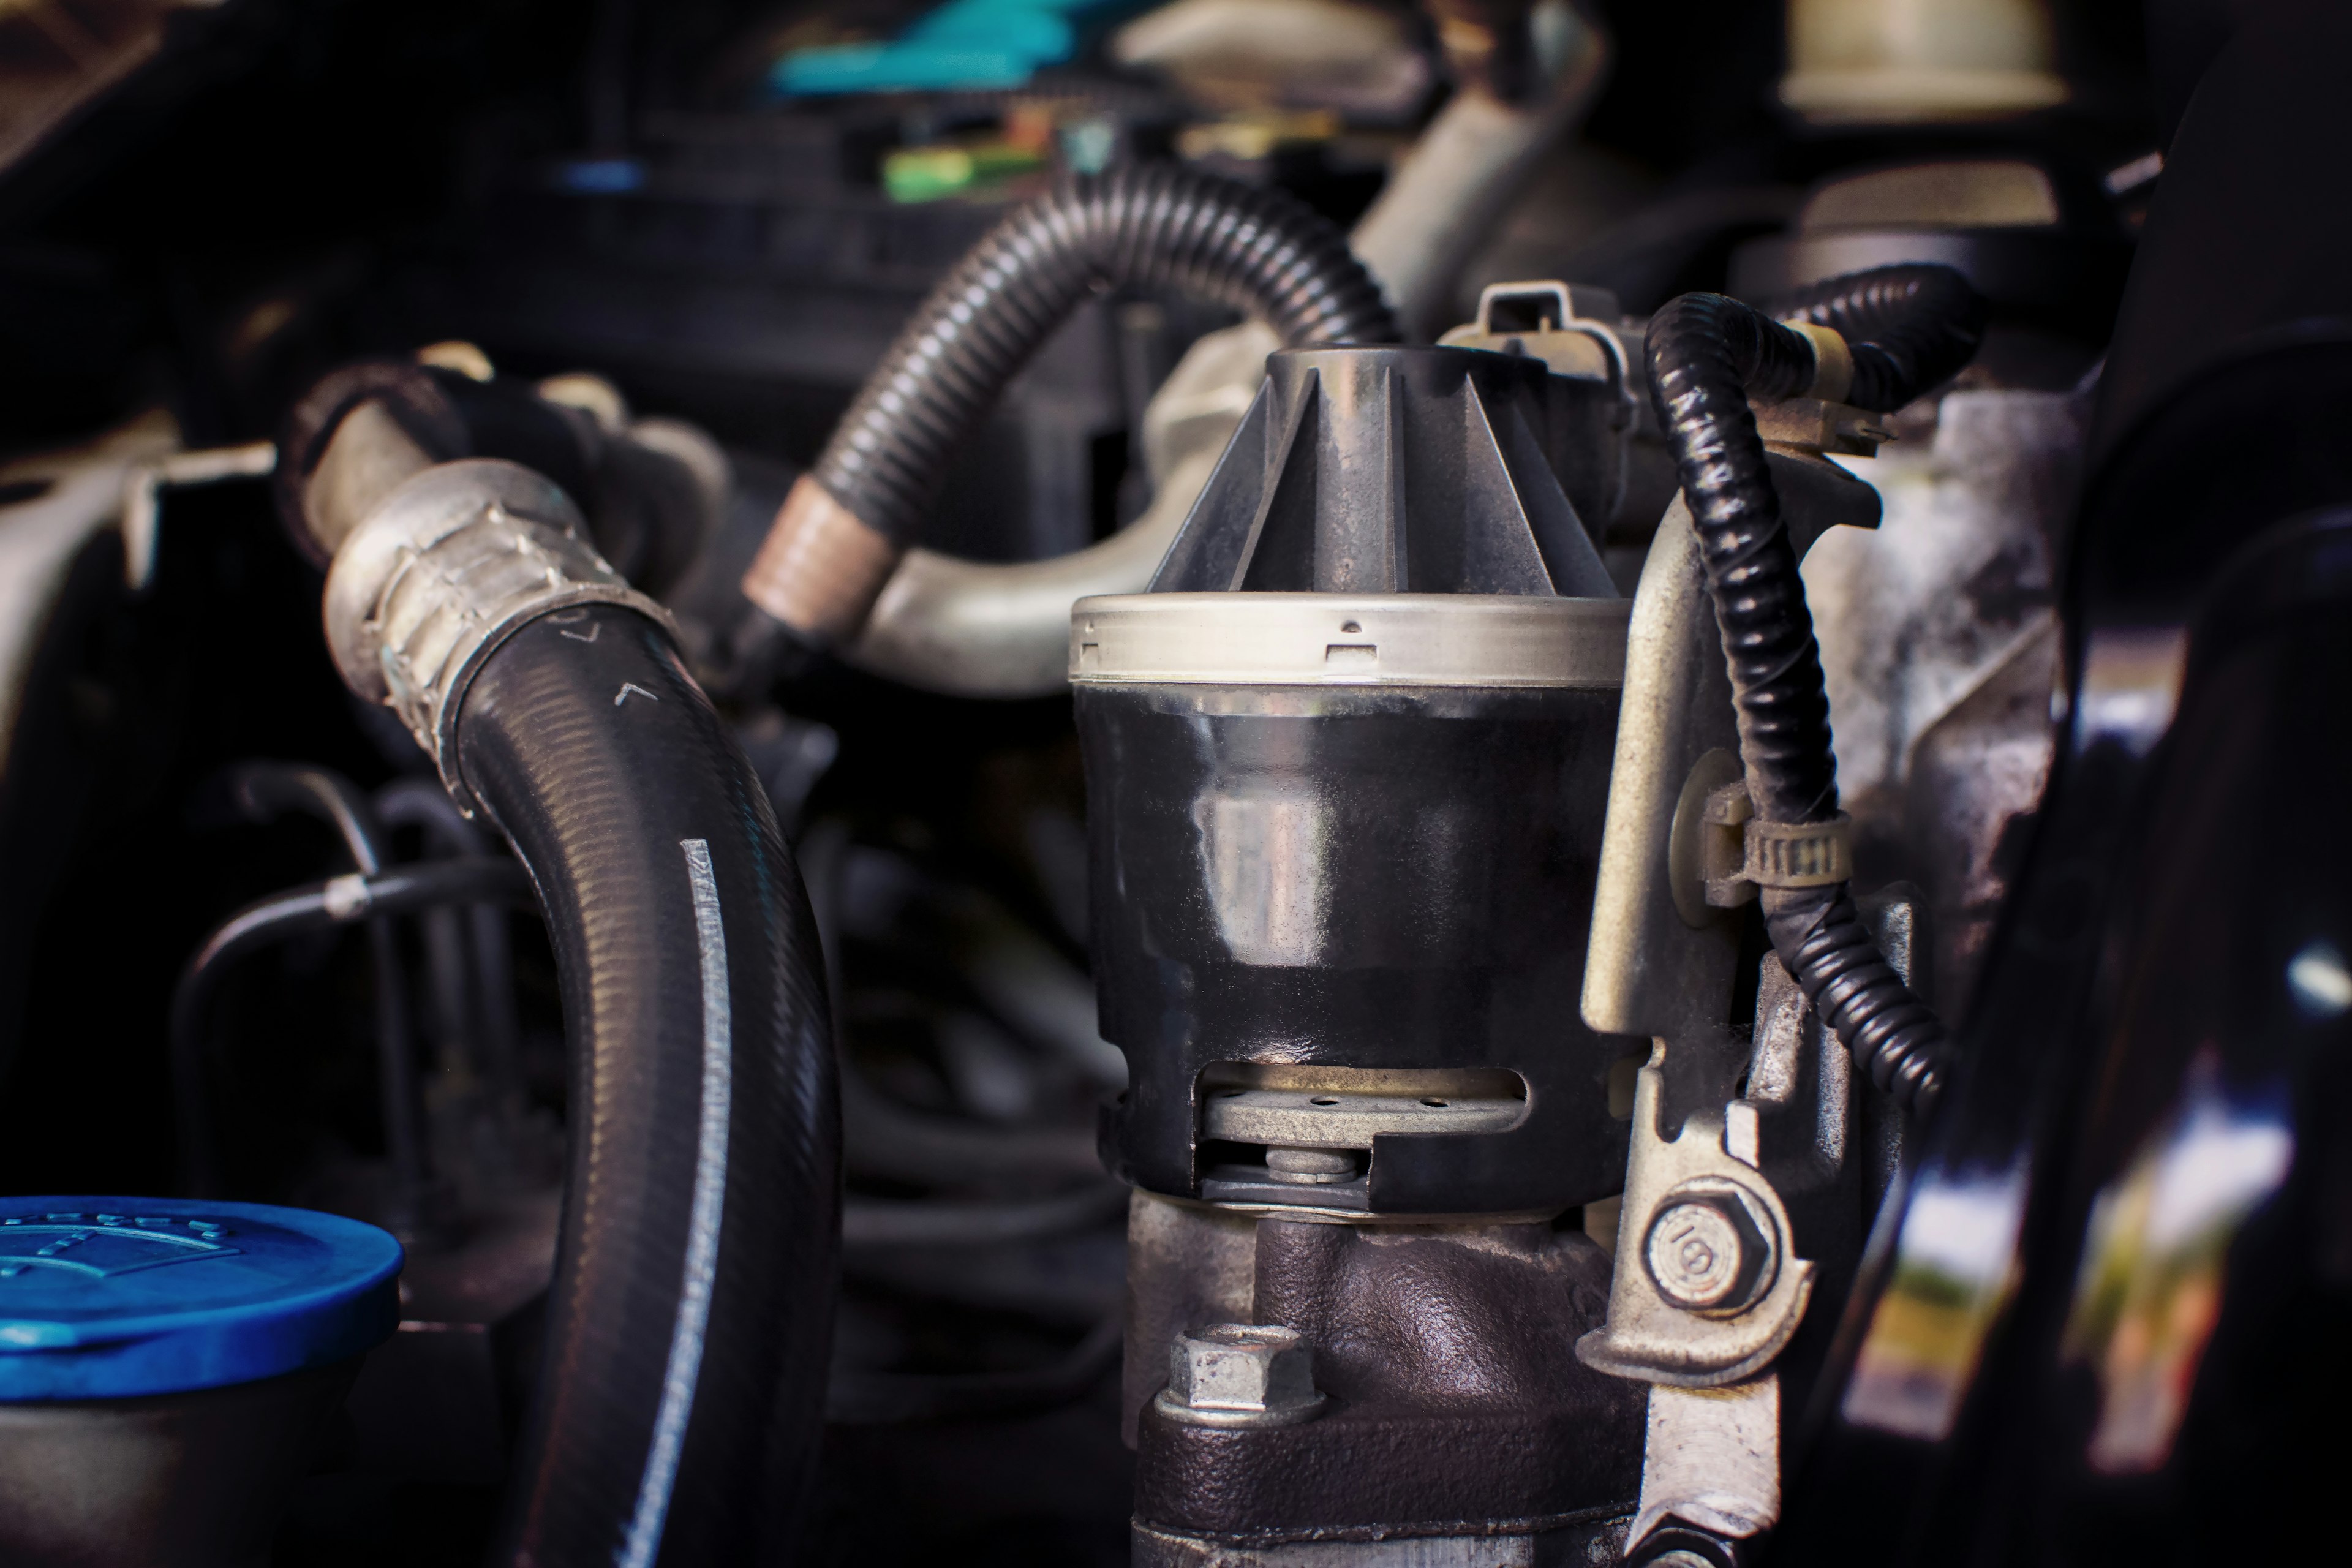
left=306, top=447, right=839, bottom=1563
left=1645, top=266, right=1986, bottom=1112
left=739, top=164, right=1400, bottom=644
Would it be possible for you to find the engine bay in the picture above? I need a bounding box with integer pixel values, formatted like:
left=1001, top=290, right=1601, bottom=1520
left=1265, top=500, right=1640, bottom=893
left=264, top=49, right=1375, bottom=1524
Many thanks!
left=0, top=1, right=2339, bottom=1564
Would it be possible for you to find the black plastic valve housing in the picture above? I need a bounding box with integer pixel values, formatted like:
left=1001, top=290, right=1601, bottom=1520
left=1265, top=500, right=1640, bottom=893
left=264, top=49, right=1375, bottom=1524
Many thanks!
left=1078, top=344, right=1638, bottom=1216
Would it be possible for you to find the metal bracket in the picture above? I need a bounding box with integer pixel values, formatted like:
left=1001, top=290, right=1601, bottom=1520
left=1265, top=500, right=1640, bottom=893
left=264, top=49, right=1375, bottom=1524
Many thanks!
left=1626, top=1375, right=1782, bottom=1559
left=1582, top=455, right=1881, bottom=1049
left=1752, top=395, right=1891, bottom=459
left=1575, top=1049, right=1815, bottom=1387
left=1574, top=431, right=1882, bottom=1389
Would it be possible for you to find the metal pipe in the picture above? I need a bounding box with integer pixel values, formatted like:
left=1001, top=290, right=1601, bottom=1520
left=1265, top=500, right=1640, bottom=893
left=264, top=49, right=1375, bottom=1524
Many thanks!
left=224, top=764, right=434, bottom=1224
left=171, top=859, right=533, bottom=1197
left=376, top=778, right=526, bottom=1116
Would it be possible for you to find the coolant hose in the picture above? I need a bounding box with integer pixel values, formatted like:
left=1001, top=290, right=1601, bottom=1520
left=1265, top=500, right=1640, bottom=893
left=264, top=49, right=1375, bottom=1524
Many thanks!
left=1645, top=266, right=1987, bottom=1112
left=295, top=450, right=841, bottom=1562
left=455, top=603, right=839, bottom=1565
left=739, top=164, right=1399, bottom=644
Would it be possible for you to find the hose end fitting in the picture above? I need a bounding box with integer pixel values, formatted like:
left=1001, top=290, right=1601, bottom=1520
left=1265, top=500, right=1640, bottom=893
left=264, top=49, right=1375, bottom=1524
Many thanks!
left=1779, top=322, right=1853, bottom=405
left=323, top=457, right=678, bottom=807
left=741, top=474, right=905, bottom=644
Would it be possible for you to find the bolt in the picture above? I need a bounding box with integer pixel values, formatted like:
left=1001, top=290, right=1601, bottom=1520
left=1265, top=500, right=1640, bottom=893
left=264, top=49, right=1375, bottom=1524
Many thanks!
left=1643, top=1185, right=1773, bottom=1314
left=1155, top=1322, right=1328, bottom=1428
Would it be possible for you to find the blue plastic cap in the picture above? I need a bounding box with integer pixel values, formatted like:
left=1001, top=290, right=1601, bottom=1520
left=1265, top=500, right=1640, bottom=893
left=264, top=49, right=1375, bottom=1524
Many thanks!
left=0, top=1199, right=402, bottom=1402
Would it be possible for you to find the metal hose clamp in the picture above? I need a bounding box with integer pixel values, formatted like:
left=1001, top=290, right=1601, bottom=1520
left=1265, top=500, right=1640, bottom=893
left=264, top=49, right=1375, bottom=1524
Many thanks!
left=323, top=458, right=678, bottom=809
left=1696, top=780, right=1855, bottom=908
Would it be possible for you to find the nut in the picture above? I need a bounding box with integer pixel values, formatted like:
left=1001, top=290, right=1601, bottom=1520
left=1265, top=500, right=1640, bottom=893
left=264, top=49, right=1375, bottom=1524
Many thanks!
left=1643, top=1183, right=1775, bottom=1315
left=1154, top=1323, right=1327, bottom=1428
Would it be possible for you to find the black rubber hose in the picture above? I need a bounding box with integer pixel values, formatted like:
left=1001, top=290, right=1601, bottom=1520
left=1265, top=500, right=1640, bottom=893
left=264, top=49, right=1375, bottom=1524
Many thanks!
left=225, top=763, right=432, bottom=1218
left=814, top=163, right=1400, bottom=547
left=172, top=859, right=535, bottom=1196
left=1758, top=264, right=1990, bottom=413
left=1645, top=266, right=1985, bottom=1112
left=454, top=604, right=839, bottom=1567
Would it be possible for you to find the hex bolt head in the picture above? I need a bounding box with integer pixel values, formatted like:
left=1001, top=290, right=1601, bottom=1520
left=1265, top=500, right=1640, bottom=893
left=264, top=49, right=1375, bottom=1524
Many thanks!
left=1643, top=1185, right=1774, bottom=1314
left=1154, top=1323, right=1329, bottom=1428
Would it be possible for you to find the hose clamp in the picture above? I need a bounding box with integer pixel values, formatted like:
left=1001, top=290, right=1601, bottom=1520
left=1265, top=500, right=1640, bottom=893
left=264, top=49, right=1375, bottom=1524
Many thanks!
left=1698, top=781, right=1852, bottom=907
left=323, top=458, right=679, bottom=810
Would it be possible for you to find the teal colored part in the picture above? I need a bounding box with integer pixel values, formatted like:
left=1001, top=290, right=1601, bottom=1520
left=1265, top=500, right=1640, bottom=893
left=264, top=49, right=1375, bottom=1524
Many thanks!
left=772, top=0, right=1136, bottom=97
left=0, top=1199, right=402, bottom=1401
left=907, top=3, right=1074, bottom=56
left=777, top=44, right=1038, bottom=96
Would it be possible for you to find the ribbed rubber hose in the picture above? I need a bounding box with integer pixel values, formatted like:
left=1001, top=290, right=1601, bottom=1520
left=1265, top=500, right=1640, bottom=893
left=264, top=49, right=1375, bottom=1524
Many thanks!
left=454, top=605, right=839, bottom=1567
left=1646, top=266, right=1986, bottom=1113
left=814, top=163, right=1401, bottom=546
left=1760, top=265, right=1991, bottom=415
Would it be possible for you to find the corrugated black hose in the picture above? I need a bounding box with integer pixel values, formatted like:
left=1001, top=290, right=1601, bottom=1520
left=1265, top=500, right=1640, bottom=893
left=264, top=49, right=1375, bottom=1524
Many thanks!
left=1646, top=266, right=1988, bottom=1113
left=454, top=605, right=839, bottom=1567
left=1762, top=264, right=1991, bottom=414
left=813, top=162, right=1401, bottom=547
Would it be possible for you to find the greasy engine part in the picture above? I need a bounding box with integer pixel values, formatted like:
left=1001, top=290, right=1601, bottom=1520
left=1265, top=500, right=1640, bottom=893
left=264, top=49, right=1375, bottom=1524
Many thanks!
left=1575, top=435, right=1885, bottom=1566
left=1076, top=335, right=1645, bottom=1558
left=1131, top=1219, right=1638, bottom=1559
left=1569, top=265, right=1990, bottom=1568
left=1808, top=383, right=2081, bottom=1023
left=281, top=427, right=841, bottom=1564
left=738, top=163, right=1398, bottom=653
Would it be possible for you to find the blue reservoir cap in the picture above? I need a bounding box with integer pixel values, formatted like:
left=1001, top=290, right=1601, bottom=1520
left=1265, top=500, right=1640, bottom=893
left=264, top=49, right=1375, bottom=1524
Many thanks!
left=0, top=1198, right=402, bottom=1401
